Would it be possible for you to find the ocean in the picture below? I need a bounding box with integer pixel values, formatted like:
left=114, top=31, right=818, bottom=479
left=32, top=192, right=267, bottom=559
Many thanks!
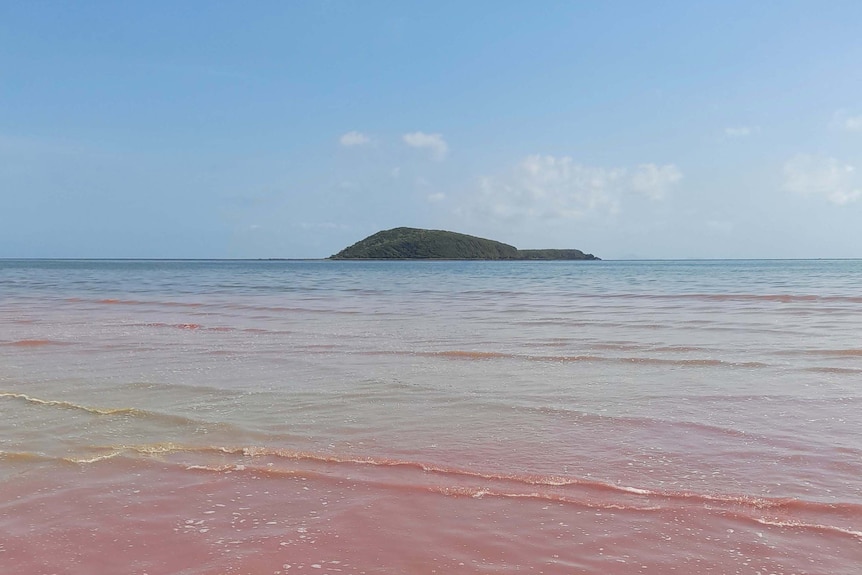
left=1, top=259, right=861, bottom=574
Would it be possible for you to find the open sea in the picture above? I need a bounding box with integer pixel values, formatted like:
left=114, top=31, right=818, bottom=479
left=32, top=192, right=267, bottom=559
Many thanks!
left=1, top=258, right=861, bottom=575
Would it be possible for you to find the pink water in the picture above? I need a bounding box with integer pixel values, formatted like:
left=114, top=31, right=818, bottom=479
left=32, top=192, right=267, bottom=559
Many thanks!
left=1, top=260, right=861, bottom=574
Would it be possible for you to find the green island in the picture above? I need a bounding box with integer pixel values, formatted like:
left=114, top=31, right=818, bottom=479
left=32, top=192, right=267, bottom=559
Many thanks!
left=330, top=227, right=599, bottom=260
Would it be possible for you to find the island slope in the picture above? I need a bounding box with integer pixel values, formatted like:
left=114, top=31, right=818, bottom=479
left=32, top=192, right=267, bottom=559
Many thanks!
left=330, top=227, right=599, bottom=260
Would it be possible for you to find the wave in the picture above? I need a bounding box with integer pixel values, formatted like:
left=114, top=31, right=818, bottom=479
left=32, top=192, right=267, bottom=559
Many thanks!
left=0, top=392, right=211, bottom=427
left=427, top=350, right=516, bottom=360
left=65, top=442, right=861, bottom=516
left=803, top=366, right=862, bottom=375
left=91, top=298, right=203, bottom=308
left=519, top=404, right=754, bottom=439
left=749, top=517, right=862, bottom=540
left=73, top=296, right=363, bottom=316
left=129, top=322, right=236, bottom=332
left=780, top=348, right=862, bottom=358
left=585, top=343, right=710, bottom=353
left=0, top=392, right=143, bottom=415
left=586, top=293, right=862, bottom=304
left=16, top=440, right=859, bottom=541
left=0, top=448, right=124, bottom=466
left=1, top=339, right=71, bottom=347
left=65, top=450, right=125, bottom=464
left=117, top=380, right=242, bottom=395
left=0, top=450, right=59, bottom=463
left=361, top=349, right=769, bottom=368
left=178, top=458, right=862, bottom=537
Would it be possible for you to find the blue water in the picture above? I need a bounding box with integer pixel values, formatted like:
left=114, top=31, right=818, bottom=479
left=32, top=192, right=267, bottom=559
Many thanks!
left=3, top=258, right=861, bottom=297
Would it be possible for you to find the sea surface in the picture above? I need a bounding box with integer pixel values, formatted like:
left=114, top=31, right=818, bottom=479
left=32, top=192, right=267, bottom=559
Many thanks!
left=1, top=259, right=861, bottom=575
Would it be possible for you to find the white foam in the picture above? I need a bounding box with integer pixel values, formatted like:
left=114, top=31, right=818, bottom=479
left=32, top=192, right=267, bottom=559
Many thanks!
left=617, top=485, right=652, bottom=495
left=754, top=518, right=862, bottom=539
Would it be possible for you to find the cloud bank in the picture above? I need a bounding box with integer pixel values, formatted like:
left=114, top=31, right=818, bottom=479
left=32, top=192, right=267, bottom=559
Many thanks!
left=783, top=154, right=860, bottom=205
left=460, top=155, right=682, bottom=222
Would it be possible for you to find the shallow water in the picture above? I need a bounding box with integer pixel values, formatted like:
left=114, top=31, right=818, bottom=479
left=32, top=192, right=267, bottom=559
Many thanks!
left=2, top=259, right=861, bottom=574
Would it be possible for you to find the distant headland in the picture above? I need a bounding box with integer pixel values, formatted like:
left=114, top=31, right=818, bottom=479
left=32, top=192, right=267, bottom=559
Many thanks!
left=329, top=227, right=599, bottom=260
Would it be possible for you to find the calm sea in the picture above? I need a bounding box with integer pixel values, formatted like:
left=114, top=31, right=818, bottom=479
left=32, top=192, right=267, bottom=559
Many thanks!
left=2, top=259, right=861, bottom=574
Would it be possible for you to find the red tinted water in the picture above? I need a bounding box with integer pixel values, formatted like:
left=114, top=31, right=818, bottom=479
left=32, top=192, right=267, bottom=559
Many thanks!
left=3, top=453, right=860, bottom=575
left=3, top=261, right=862, bottom=574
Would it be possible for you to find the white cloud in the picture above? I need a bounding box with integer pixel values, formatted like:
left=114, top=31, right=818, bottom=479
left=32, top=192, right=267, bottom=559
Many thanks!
left=403, top=131, right=448, bottom=160
left=844, top=117, right=862, bottom=132
left=724, top=126, right=760, bottom=137
left=459, top=155, right=682, bottom=223
left=783, top=154, right=861, bottom=205
left=831, top=111, right=862, bottom=132
left=427, top=192, right=446, bottom=203
left=339, top=131, right=370, bottom=147
left=630, top=163, right=683, bottom=200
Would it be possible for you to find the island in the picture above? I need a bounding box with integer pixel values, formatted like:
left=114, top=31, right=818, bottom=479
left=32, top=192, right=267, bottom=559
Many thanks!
left=330, top=227, right=599, bottom=260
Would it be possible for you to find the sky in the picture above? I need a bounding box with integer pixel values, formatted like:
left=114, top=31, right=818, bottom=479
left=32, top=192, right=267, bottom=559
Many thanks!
left=2, top=1, right=861, bottom=259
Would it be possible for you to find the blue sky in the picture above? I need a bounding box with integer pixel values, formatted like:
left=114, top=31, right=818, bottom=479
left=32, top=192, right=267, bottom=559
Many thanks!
left=2, top=1, right=861, bottom=259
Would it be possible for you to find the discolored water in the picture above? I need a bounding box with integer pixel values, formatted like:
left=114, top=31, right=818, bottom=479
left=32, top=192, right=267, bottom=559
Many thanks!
left=1, top=259, right=861, bottom=574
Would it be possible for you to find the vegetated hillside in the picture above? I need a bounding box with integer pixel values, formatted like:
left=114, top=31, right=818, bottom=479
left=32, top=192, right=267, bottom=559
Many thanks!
left=517, top=249, right=597, bottom=260
left=330, top=228, right=599, bottom=260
